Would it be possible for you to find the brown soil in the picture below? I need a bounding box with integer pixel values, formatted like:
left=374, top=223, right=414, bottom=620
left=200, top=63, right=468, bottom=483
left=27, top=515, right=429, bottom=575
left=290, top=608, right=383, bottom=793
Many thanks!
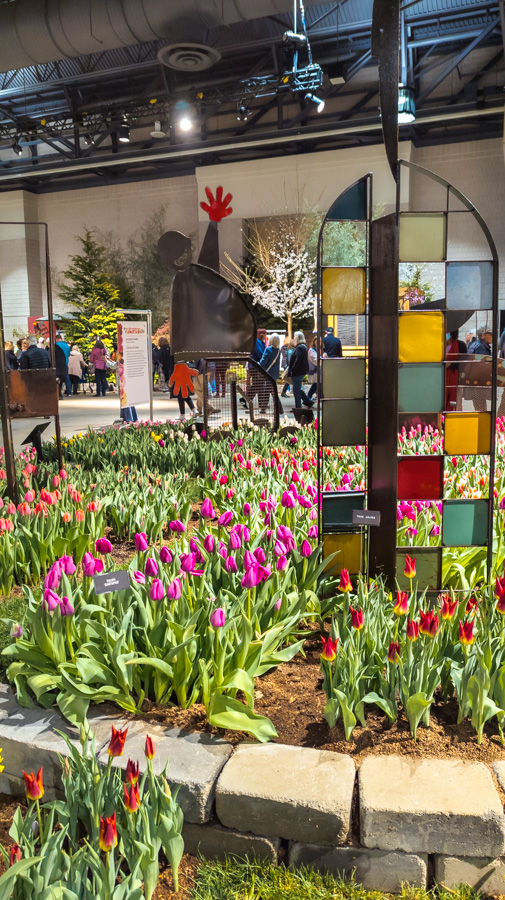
left=134, top=631, right=505, bottom=768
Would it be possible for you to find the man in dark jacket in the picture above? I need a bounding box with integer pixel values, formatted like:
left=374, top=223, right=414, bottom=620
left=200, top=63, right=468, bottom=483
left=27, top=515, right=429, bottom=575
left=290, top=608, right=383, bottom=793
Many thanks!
left=323, top=326, right=343, bottom=358
left=19, top=335, right=50, bottom=370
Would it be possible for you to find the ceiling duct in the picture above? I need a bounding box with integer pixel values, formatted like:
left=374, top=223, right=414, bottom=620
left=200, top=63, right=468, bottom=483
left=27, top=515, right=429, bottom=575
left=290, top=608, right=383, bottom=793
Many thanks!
left=157, top=43, right=221, bottom=71
left=0, top=0, right=322, bottom=75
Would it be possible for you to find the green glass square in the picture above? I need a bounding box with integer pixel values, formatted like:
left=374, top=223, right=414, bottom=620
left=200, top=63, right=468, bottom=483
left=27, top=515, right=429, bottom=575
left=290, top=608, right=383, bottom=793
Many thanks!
left=322, top=492, right=365, bottom=532
left=322, top=399, right=366, bottom=446
left=322, top=358, right=366, bottom=399
left=327, top=180, right=367, bottom=221
left=396, top=548, right=441, bottom=591
left=443, top=500, right=489, bottom=547
left=398, top=364, right=444, bottom=413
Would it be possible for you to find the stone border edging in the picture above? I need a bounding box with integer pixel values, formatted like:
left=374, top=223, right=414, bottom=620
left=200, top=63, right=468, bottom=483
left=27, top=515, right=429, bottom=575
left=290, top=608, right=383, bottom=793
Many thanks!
left=1, top=683, right=505, bottom=894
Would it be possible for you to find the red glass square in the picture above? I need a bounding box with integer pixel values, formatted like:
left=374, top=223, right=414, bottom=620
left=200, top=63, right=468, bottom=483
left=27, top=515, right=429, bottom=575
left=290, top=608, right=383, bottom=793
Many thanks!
left=397, top=456, right=443, bottom=500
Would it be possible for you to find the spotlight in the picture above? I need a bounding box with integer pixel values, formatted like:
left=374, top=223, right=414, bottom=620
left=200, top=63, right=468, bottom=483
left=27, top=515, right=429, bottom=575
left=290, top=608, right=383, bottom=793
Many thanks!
left=12, top=136, right=23, bottom=156
left=83, top=133, right=94, bottom=146
left=283, top=31, right=307, bottom=44
left=150, top=120, right=166, bottom=139
left=305, top=92, right=325, bottom=113
left=236, top=104, right=251, bottom=122
left=179, top=115, right=193, bottom=132
left=398, top=84, right=416, bottom=123
left=118, top=118, right=130, bottom=143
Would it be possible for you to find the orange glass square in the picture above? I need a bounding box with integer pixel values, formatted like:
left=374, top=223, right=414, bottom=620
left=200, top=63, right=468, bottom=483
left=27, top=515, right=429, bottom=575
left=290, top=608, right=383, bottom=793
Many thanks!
left=323, top=532, right=363, bottom=576
left=444, top=412, right=491, bottom=456
left=322, top=267, right=366, bottom=315
left=398, top=311, right=445, bottom=363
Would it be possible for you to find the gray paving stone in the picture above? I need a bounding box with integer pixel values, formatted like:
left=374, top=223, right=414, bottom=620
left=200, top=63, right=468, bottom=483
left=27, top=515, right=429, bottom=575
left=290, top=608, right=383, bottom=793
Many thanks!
left=434, top=855, right=505, bottom=894
left=359, top=756, right=505, bottom=857
left=492, top=761, right=505, bottom=794
left=0, top=706, right=81, bottom=790
left=0, top=683, right=21, bottom=720
left=290, top=843, right=427, bottom=891
left=216, top=743, right=355, bottom=845
left=97, top=720, right=232, bottom=823
left=183, top=823, right=279, bottom=862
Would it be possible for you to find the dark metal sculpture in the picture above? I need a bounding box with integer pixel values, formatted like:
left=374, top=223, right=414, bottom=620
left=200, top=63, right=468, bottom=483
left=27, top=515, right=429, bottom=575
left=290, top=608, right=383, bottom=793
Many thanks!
left=372, top=0, right=400, bottom=182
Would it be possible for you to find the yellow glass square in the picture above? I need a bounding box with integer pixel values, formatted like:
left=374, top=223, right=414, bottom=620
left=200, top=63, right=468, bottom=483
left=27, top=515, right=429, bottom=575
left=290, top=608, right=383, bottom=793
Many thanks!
left=399, top=213, right=446, bottom=262
left=322, top=267, right=366, bottom=315
left=323, top=532, right=363, bottom=575
left=444, top=412, right=491, bottom=455
left=398, top=311, right=445, bottom=363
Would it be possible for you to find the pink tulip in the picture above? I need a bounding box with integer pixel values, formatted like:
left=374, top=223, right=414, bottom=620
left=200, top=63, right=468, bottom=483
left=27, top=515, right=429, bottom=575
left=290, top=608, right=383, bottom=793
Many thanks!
left=219, top=475, right=228, bottom=485
left=229, top=532, right=241, bottom=551
left=243, top=550, right=255, bottom=569
left=218, top=541, right=227, bottom=559
left=149, top=579, right=165, bottom=601
left=189, top=539, right=199, bottom=552
left=134, top=532, right=148, bottom=551
left=254, top=547, right=266, bottom=564
left=43, top=589, right=61, bottom=611
left=167, top=578, right=182, bottom=600
left=276, top=555, right=288, bottom=571
left=145, top=558, right=159, bottom=578
left=59, top=555, right=76, bottom=576
left=60, top=596, right=74, bottom=617
left=24, top=490, right=35, bottom=503
left=274, top=597, right=283, bottom=610
left=180, top=552, right=196, bottom=573
left=274, top=540, right=287, bottom=557
left=160, top=546, right=172, bottom=564
left=243, top=503, right=251, bottom=515
left=96, top=538, right=112, bottom=555
left=225, top=556, right=238, bottom=573
left=169, top=519, right=186, bottom=533
left=200, top=498, right=215, bottom=518
left=241, top=567, right=261, bottom=588
left=204, top=535, right=215, bottom=553
left=82, top=553, right=103, bottom=577
left=210, top=607, right=226, bottom=628
left=44, top=566, right=61, bottom=591
left=308, top=525, right=318, bottom=538
left=218, top=511, right=233, bottom=526
left=300, top=540, right=312, bottom=558
left=133, top=570, right=146, bottom=584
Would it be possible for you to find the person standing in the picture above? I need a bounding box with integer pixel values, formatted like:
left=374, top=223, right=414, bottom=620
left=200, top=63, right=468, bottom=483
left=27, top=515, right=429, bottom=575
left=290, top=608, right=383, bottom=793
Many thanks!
left=323, top=326, right=343, bottom=358
left=56, top=332, right=71, bottom=396
left=259, top=333, right=282, bottom=414
left=445, top=330, right=466, bottom=411
left=288, top=331, right=313, bottom=409
left=307, top=336, right=319, bottom=401
left=89, top=340, right=108, bottom=397
left=240, top=327, right=267, bottom=409
left=68, top=344, right=86, bottom=394
left=19, top=335, right=50, bottom=460
left=280, top=336, right=293, bottom=398
left=4, top=341, right=18, bottom=370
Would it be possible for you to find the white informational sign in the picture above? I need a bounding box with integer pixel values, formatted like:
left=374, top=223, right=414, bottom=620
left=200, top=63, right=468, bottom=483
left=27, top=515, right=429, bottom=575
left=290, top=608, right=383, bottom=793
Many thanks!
left=117, top=321, right=150, bottom=408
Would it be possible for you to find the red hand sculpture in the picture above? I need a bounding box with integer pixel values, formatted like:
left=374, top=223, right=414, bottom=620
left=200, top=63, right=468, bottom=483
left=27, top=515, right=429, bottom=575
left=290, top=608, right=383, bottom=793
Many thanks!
left=169, top=362, right=199, bottom=399
left=200, top=185, right=233, bottom=223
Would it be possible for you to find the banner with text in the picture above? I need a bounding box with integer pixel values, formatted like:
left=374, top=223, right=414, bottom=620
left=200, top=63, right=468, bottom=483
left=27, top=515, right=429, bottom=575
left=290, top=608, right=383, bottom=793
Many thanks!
left=117, top=321, right=150, bottom=408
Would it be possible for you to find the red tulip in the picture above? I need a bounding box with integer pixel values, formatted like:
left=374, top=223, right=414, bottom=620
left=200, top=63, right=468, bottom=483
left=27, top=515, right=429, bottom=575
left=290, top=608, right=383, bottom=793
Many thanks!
left=23, top=768, right=44, bottom=800
left=10, top=844, right=21, bottom=865
left=321, top=635, right=339, bottom=661
left=403, top=555, right=416, bottom=579
left=107, top=725, right=128, bottom=757
left=495, top=575, right=505, bottom=601
left=126, top=759, right=139, bottom=784
left=440, top=595, right=458, bottom=620
left=406, top=617, right=419, bottom=641
left=99, top=813, right=117, bottom=852
left=145, top=734, right=155, bottom=760
left=394, top=591, right=408, bottom=616
left=387, top=640, right=400, bottom=663
left=459, top=620, right=475, bottom=645
left=124, top=782, right=140, bottom=813
left=338, top=569, right=352, bottom=593
left=419, top=610, right=439, bottom=637
left=349, top=606, right=364, bottom=630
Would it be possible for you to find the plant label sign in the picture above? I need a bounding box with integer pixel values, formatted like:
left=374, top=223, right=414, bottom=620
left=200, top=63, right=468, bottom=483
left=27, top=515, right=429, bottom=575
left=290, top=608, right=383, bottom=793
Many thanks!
left=352, top=509, right=381, bottom=527
left=93, top=570, right=131, bottom=595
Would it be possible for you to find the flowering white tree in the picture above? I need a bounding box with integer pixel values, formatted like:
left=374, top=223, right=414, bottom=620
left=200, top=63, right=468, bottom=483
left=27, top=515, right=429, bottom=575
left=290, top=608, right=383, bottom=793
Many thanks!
left=224, top=216, right=317, bottom=339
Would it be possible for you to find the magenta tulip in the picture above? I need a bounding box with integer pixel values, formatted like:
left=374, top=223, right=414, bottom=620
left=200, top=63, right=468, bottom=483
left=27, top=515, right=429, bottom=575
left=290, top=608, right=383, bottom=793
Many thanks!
left=60, top=596, right=74, bottom=617
left=167, top=578, right=182, bottom=600
left=133, top=570, right=146, bottom=584
left=274, top=540, right=287, bottom=558
left=145, top=558, right=159, bottom=578
left=59, top=555, right=76, bottom=576
left=149, top=579, right=165, bottom=601
left=168, top=520, right=186, bottom=533
left=274, top=597, right=283, bottom=610
left=218, top=541, right=227, bottom=559
left=254, top=547, right=266, bottom=564
left=225, top=556, right=238, bottom=573
left=228, top=532, right=241, bottom=551
left=308, top=525, right=318, bottom=539
left=241, top=567, right=261, bottom=589
left=44, top=566, right=61, bottom=591
left=276, top=555, right=288, bottom=571
left=218, top=511, right=233, bottom=526
left=243, top=503, right=251, bottom=516
left=204, top=535, right=215, bottom=553
left=159, top=546, right=172, bottom=564
left=96, top=538, right=112, bottom=555
left=134, top=532, right=148, bottom=551
left=210, top=607, right=226, bottom=628
left=200, top=498, right=215, bottom=519
left=43, top=589, right=61, bottom=612
left=281, top=491, right=296, bottom=509
left=300, top=540, right=312, bottom=558
left=243, top=550, right=255, bottom=569
left=82, top=553, right=103, bottom=577
left=180, top=552, right=196, bottom=573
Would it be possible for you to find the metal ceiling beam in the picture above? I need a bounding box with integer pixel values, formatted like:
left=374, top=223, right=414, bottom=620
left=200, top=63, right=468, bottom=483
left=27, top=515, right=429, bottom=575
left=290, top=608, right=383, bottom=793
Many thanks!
left=417, top=16, right=500, bottom=104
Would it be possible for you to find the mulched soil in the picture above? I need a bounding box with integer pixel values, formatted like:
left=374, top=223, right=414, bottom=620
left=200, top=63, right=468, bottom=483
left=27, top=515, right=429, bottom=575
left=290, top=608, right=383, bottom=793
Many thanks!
left=134, top=630, right=505, bottom=767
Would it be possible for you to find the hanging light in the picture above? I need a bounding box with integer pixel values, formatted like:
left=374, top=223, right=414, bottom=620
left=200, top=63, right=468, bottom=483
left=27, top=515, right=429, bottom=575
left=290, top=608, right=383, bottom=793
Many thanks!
left=12, top=135, right=23, bottom=156
left=236, top=104, right=251, bottom=122
left=150, top=120, right=166, bottom=139
left=83, top=132, right=94, bottom=146
left=178, top=115, right=193, bottom=132
left=398, top=84, right=416, bottom=123
left=305, top=92, right=325, bottom=113
left=118, top=117, right=130, bottom=142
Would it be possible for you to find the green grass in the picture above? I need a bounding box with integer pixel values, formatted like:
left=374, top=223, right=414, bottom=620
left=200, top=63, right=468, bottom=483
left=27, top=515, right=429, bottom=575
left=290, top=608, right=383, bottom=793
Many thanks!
left=191, top=858, right=481, bottom=900
left=0, top=594, right=27, bottom=678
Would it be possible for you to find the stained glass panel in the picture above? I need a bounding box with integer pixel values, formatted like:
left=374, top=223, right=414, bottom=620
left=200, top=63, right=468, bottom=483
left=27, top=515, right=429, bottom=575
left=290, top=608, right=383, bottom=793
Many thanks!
left=322, top=267, right=366, bottom=315
left=398, top=311, right=445, bottom=363
left=322, top=492, right=365, bottom=532
left=444, top=412, right=491, bottom=456
left=446, top=262, right=493, bottom=310
left=323, top=532, right=363, bottom=575
left=443, top=499, right=488, bottom=546
left=322, top=358, right=366, bottom=399
left=397, top=456, right=443, bottom=500
left=398, top=364, right=444, bottom=413
left=399, top=213, right=446, bottom=262
left=396, top=548, right=441, bottom=591
left=322, top=399, right=366, bottom=446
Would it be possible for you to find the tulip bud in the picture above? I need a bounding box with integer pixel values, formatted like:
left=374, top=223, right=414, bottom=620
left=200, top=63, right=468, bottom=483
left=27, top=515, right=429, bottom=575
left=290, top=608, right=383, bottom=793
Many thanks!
left=145, top=557, right=159, bottom=578
left=218, top=510, right=233, bottom=526
left=349, top=606, right=364, bottom=630
left=225, top=556, right=238, bottom=573
left=210, top=607, right=226, bottom=628
left=160, top=546, right=172, bottom=564
left=99, top=813, right=118, bottom=852
left=338, top=569, right=353, bottom=593
left=11, top=623, right=22, bottom=639
left=200, top=498, right=215, bottom=518
left=124, top=782, right=140, bottom=813
left=228, top=532, right=241, bottom=551
left=321, top=635, right=339, bottom=661
left=96, top=537, right=112, bottom=555
left=145, top=734, right=155, bottom=760
left=134, top=532, right=148, bottom=552
left=387, top=640, right=401, bottom=663
left=167, top=578, right=182, bottom=600
left=60, top=596, right=74, bottom=617
left=300, top=540, right=312, bottom=558
left=126, top=759, right=139, bottom=785
left=10, top=844, right=21, bottom=866
left=274, top=597, right=282, bottom=610
left=406, top=617, right=419, bottom=641
left=149, top=578, right=165, bottom=601
left=23, top=767, right=44, bottom=800
left=403, top=554, right=416, bottom=579
left=107, top=725, right=128, bottom=757
left=133, top=570, right=146, bottom=584
left=203, top=535, right=215, bottom=553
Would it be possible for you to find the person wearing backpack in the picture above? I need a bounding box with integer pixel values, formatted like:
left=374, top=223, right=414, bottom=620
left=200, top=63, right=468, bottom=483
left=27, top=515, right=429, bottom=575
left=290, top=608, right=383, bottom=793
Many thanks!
left=259, top=333, right=283, bottom=415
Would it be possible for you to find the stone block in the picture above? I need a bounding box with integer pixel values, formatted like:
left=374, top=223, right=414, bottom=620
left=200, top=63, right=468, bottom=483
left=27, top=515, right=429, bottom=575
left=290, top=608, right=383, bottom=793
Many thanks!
left=0, top=683, right=22, bottom=720
left=216, top=743, right=355, bottom=845
left=97, top=720, right=232, bottom=824
left=492, top=761, right=505, bottom=794
left=0, top=706, right=80, bottom=790
left=359, top=756, right=505, bottom=857
left=290, top=843, right=427, bottom=891
left=434, top=855, right=505, bottom=894
left=182, top=823, right=279, bottom=862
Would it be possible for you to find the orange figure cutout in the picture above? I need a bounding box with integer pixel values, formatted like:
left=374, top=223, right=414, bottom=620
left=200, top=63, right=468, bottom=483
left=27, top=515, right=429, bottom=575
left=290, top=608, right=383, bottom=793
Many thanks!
left=169, top=362, right=199, bottom=399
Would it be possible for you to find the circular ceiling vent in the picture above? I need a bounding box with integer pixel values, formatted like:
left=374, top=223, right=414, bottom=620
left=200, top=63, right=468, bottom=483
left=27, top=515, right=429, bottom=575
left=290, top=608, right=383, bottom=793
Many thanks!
left=157, top=43, right=221, bottom=71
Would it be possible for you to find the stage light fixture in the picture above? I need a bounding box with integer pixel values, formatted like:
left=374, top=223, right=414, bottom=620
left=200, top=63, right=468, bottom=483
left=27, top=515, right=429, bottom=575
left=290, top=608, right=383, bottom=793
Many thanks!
left=305, top=92, right=325, bottom=113
left=398, top=84, right=416, bottom=123
left=283, top=30, right=307, bottom=44
left=118, top=118, right=130, bottom=142
left=236, top=104, right=251, bottom=122
left=83, top=132, right=94, bottom=146
left=150, top=120, right=166, bottom=138
left=12, top=136, right=23, bottom=156
left=179, top=115, right=193, bottom=132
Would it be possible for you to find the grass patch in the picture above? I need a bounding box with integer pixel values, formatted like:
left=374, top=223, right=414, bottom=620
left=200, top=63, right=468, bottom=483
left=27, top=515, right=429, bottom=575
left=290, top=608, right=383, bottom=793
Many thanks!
left=191, top=858, right=481, bottom=900
left=0, top=594, right=27, bottom=678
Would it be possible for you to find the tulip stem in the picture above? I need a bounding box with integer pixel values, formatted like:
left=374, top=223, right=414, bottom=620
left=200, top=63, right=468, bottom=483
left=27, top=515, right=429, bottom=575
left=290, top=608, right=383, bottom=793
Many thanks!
left=66, top=616, right=75, bottom=661
left=35, top=798, right=44, bottom=846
